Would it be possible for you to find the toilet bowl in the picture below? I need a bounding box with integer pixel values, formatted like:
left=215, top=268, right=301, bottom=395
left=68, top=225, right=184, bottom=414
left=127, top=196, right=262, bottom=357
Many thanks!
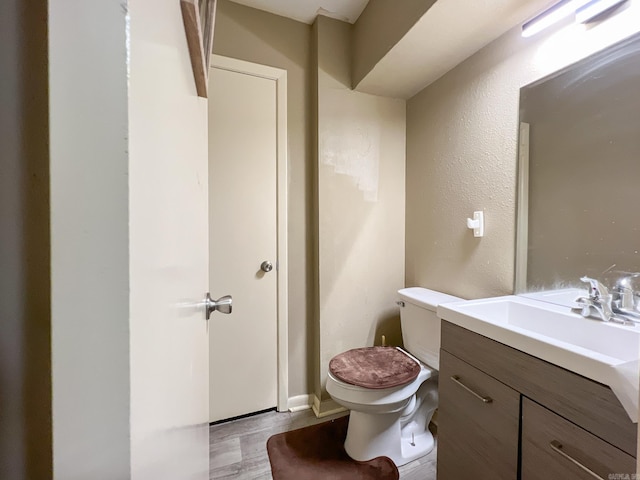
left=326, top=287, right=460, bottom=466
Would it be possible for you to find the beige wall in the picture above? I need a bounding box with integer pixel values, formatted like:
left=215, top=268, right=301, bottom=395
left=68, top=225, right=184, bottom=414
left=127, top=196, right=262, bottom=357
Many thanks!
left=352, top=0, right=436, bottom=88
left=406, top=6, right=640, bottom=300
left=1, top=1, right=51, bottom=478
left=212, top=3, right=407, bottom=407
left=212, top=0, right=314, bottom=398
left=315, top=16, right=406, bottom=408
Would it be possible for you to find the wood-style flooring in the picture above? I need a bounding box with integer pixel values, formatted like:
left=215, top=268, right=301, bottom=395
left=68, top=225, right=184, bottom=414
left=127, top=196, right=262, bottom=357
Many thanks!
left=209, top=408, right=437, bottom=479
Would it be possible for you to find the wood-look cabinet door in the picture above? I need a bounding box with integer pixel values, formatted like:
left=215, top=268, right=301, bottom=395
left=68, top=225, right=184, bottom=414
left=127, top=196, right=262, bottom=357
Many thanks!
left=522, top=398, right=636, bottom=480
left=437, top=350, right=520, bottom=480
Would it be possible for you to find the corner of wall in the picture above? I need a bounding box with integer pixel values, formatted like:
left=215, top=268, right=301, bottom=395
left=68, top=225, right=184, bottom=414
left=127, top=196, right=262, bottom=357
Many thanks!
left=315, top=12, right=407, bottom=405
left=351, top=0, right=437, bottom=89
left=310, top=17, right=323, bottom=405
left=311, top=393, right=347, bottom=419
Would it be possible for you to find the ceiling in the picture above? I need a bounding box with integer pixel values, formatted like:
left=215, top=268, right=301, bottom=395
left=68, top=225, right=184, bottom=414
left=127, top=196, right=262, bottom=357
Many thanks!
left=229, top=0, right=370, bottom=24
left=228, top=0, right=558, bottom=99
left=356, top=0, right=557, bottom=98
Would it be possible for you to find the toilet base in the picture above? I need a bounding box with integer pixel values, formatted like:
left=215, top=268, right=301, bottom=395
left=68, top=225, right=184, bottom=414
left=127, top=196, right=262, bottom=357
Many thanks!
left=344, top=410, right=435, bottom=467
left=399, top=429, right=435, bottom=465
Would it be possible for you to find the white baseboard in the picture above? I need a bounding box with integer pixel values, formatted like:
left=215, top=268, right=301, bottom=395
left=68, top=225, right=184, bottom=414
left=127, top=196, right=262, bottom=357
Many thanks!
left=311, top=394, right=347, bottom=418
left=287, top=394, right=312, bottom=412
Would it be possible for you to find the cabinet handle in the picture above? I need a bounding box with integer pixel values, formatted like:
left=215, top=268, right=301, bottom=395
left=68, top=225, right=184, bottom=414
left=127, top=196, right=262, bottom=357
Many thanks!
left=549, top=440, right=604, bottom=480
left=450, top=375, right=493, bottom=403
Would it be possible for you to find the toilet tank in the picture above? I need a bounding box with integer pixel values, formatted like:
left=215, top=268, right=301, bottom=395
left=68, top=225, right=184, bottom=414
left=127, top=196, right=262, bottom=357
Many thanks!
left=398, top=287, right=461, bottom=370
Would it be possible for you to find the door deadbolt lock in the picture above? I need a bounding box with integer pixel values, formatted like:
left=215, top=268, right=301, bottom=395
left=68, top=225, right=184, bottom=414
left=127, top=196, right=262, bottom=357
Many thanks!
left=260, top=261, right=273, bottom=273
left=205, top=293, right=233, bottom=320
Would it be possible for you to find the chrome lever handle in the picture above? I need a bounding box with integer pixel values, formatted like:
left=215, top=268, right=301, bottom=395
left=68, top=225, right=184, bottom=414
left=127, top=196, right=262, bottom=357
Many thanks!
left=572, top=297, right=595, bottom=318
left=450, top=375, right=493, bottom=403
left=205, top=293, right=232, bottom=319
left=549, top=440, right=604, bottom=479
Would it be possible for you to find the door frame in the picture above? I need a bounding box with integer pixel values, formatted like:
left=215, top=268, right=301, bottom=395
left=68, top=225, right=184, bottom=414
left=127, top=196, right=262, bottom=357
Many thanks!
left=209, top=55, right=289, bottom=412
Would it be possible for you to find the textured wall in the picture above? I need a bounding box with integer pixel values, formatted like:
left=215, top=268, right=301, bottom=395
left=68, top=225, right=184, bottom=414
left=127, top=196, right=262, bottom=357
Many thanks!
left=315, top=16, right=406, bottom=407
left=213, top=0, right=314, bottom=398
left=406, top=6, right=640, bottom=300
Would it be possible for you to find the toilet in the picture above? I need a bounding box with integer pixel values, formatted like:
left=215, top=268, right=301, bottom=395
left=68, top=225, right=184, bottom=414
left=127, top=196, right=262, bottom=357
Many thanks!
left=326, top=287, right=460, bottom=466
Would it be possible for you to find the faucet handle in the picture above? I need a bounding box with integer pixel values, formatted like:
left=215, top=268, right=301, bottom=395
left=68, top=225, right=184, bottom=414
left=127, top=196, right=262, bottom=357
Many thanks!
left=580, top=276, right=609, bottom=300
left=614, top=273, right=640, bottom=311
left=572, top=296, right=594, bottom=318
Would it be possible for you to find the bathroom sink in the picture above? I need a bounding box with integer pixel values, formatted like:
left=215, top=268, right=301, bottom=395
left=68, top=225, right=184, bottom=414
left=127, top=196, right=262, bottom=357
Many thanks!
left=438, top=295, right=640, bottom=422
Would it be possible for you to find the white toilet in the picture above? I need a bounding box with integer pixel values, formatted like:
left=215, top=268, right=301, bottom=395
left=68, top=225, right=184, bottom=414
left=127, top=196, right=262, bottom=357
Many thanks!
left=326, top=287, right=460, bottom=466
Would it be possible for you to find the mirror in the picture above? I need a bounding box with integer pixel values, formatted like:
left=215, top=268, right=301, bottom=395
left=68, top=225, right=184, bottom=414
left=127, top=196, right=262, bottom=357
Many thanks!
left=516, top=32, right=640, bottom=302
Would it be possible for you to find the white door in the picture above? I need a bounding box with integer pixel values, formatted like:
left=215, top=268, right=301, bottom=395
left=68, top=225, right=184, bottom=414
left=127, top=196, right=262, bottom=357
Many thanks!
left=208, top=63, right=282, bottom=422
left=49, top=0, right=210, bottom=478
left=128, top=2, right=210, bottom=477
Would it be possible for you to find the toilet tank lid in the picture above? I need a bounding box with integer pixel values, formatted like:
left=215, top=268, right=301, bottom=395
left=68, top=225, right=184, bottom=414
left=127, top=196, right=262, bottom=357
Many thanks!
left=398, top=287, right=462, bottom=312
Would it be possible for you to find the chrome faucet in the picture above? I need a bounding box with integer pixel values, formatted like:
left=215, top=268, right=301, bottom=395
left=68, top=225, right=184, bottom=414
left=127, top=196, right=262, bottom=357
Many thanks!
left=573, top=276, right=616, bottom=322
left=573, top=276, right=638, bottom=325
left=611, top=273, right=640, bottom=319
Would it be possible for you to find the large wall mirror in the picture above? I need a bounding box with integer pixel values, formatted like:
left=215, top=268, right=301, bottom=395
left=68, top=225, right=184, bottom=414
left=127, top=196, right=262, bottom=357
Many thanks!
left=516, top=32, right=640, bottom=300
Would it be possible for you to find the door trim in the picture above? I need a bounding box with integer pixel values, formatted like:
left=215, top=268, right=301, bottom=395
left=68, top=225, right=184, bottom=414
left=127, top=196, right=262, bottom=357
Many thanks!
left=209, top=55, right=289, bottom=412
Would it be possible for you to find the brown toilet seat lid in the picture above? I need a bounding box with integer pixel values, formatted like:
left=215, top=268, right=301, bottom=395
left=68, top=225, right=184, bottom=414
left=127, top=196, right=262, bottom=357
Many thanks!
left=329, top=346, right=420, bottom=389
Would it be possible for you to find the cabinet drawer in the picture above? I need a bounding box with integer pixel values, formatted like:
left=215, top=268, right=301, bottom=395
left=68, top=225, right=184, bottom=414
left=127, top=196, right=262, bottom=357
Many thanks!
left=522, top=398, right=636, bottom=479
left=437, top=350, right=520, bottom=480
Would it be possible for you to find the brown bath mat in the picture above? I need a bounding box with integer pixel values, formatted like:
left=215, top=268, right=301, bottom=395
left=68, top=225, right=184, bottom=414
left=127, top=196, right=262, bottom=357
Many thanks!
left=266, top=416, right=399, bottom=480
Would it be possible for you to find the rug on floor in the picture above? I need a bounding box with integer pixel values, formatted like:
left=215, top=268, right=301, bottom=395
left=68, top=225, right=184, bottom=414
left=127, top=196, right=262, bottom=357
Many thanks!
left=266, top=415, right=399, bottom=480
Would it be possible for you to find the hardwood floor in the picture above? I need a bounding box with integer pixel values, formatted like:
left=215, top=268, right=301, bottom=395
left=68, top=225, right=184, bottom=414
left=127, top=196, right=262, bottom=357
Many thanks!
left=209, top=408, right=437, bottom=479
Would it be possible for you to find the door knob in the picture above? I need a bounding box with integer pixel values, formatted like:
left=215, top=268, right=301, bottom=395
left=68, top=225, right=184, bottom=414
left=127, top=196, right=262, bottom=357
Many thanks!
left=260, top=261, right=273, bottom=273
left=205, top=293, right=232, bottom=320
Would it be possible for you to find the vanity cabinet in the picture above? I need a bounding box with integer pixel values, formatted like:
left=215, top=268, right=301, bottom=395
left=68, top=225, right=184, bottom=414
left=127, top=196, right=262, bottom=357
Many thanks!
left=437, top=320, right=637, bottom=480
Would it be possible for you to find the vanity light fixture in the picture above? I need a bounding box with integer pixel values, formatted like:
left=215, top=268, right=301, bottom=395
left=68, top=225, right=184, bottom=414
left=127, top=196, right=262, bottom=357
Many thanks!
left=521, top=0, right=626, bottom=37
left=522, top=0, right=591, bottom=37
left=575, top=0, right=628, bottom=23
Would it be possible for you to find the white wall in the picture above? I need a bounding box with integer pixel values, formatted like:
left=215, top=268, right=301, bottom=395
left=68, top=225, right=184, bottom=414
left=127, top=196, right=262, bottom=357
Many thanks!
left=406, top=2, right=640, bottom=300
left=315, top=16, right=406, bottom=410
left=49, top=1, right=130, bottom=478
